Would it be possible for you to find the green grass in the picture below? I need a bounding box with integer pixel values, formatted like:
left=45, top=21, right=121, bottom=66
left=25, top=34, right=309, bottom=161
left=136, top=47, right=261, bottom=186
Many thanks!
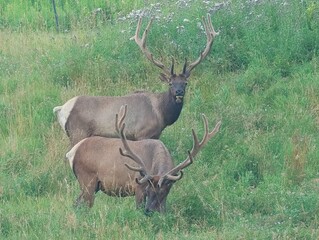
left=1, top=0, right=319, bottom=239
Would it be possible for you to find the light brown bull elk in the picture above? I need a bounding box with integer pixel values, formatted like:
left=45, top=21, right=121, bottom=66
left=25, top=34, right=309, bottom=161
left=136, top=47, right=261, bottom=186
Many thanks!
left=54, top=14, right=219, bottom=147
left=66, top=105, right=221, bottom=213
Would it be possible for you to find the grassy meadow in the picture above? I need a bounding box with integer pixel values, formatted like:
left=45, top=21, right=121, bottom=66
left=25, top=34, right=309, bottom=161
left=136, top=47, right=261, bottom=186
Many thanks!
left=1, top=0, right=319, bottom=239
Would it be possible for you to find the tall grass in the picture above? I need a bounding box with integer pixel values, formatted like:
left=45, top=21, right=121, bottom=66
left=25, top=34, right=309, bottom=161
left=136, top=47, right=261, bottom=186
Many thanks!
left=1, top=0, right=319, bottom=239
left=0, top=0, right=145, bottom=31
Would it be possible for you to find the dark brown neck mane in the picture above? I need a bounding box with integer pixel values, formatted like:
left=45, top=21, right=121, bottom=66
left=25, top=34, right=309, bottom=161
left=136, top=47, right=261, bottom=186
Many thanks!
left=159, top=91, right=184, bottom=126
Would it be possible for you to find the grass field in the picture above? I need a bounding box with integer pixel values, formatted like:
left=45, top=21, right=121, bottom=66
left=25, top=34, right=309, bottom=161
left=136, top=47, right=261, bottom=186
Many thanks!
left=1, top=0, right=319, bottom=239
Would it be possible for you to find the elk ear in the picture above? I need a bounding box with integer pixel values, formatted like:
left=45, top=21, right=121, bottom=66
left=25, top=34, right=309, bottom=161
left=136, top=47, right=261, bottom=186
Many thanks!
left=183, top=71, right=191, bottom=79
left=159, top=73, right=170, bottom=83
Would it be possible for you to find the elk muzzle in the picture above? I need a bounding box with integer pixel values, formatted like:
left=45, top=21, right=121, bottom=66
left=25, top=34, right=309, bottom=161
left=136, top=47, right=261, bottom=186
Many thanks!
left=175, top=89, right=185, bottom=103
left=170, top=77, right=187, bottom=104
left=144, top=198, right=166, bottom=215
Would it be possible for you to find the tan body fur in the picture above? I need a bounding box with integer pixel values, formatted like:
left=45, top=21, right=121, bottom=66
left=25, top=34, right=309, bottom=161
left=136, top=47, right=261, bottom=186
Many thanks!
left=54, top=90, right=183, bottom=147
left=66, top=136, right=174, bottom=209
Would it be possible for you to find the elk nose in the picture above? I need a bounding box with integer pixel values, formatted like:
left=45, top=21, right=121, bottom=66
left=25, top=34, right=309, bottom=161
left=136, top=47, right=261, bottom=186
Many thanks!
left=176, top=89, right=184, bottom=96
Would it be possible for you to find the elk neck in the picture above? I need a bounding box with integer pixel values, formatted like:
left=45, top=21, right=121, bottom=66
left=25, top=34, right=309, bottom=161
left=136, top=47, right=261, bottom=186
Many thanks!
left=158, top=90, right=184, bottom=126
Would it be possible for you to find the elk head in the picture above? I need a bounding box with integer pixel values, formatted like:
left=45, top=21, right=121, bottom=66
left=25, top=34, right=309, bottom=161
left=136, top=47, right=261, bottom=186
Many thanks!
left=116, top=105, right=221, bottom=214
left=131, top=14, right=219, bottom=104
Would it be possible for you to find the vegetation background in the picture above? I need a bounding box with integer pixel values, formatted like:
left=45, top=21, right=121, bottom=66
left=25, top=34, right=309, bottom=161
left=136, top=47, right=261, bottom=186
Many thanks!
left=1, top=0, right=319, bottom=239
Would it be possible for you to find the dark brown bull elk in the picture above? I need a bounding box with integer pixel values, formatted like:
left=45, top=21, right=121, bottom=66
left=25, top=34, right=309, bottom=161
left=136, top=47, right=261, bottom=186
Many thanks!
left=54, top=14, right=219, bottom=147
left=66, top=105, right=221, bottom=213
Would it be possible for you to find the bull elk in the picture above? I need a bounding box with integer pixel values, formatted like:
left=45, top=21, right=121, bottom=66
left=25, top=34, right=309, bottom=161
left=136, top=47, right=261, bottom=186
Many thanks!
left=53, top=14, right=219, bottom=147
left=66, top=105, right=221, bottom=213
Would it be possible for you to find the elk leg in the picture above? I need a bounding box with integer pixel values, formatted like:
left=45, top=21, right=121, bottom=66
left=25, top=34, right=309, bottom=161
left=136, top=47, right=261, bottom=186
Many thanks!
left=69, top=131, right=87, bottom=148
left=74, top=190, right=87, bottom=207
left=67, top=122, right=93, bottom=147
left=75, top=177, right=99, bottom=208
left=74, top=188, right=95, bottom=208
left=135, top=186, right=146, bottom=209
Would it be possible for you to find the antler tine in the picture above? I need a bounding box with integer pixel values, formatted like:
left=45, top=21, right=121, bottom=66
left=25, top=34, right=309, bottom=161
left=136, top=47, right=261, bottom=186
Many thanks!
left=142, top=18, right=153, bottom=48
left=115, top=105, right=150, bottom=183
left=118, top=123, right=147, bottom=171
left=131, top=16, right=171, bottom=76
left=186, top=114, right=216, bottom=157
left=186, top=13, right=219, bottom=73
left=115, top=104, right=127, bottom=134
left=162, top=115, right=221, bottom=179
left=194, top=114, right=222, bottom=156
